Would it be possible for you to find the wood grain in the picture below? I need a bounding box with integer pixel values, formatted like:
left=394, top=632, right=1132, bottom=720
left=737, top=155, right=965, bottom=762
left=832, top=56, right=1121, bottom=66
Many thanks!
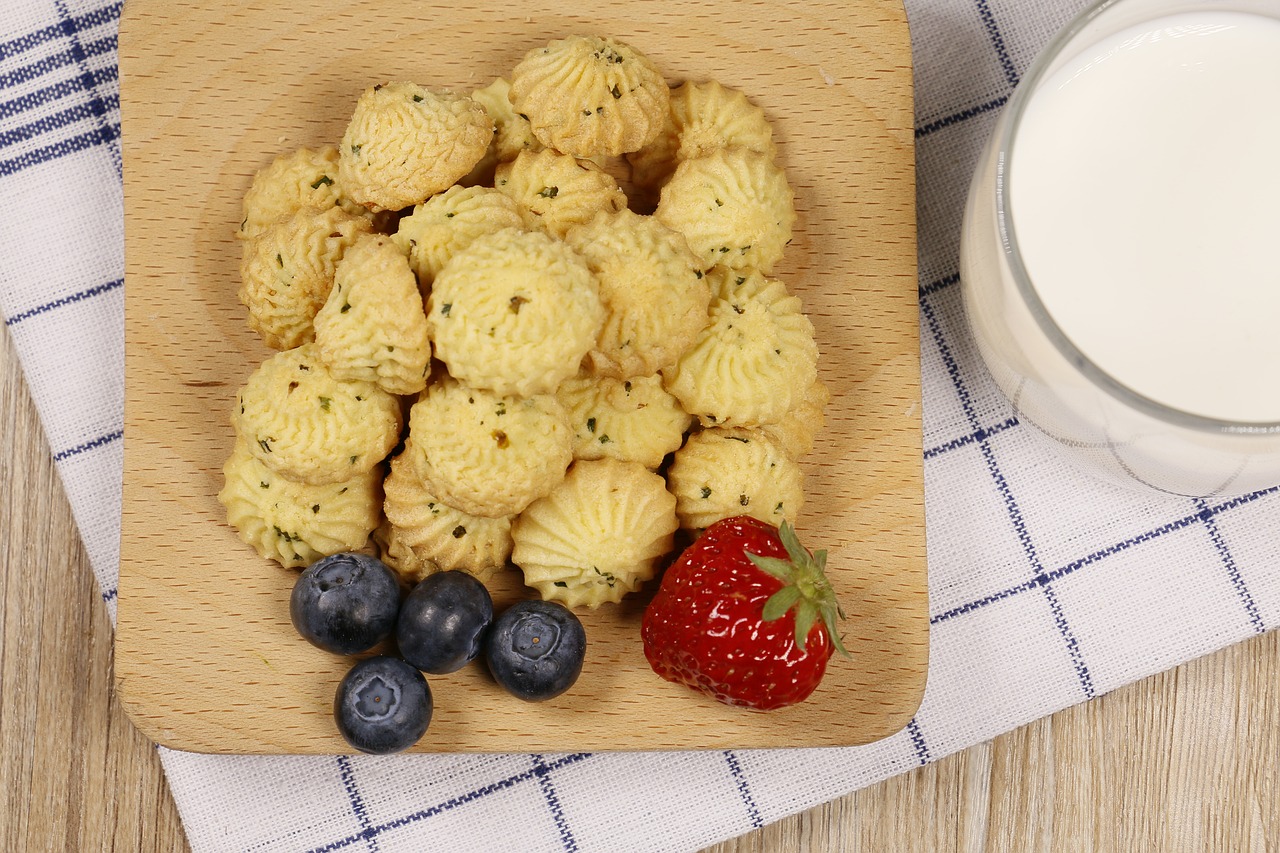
left=4, top=257, right=1278, bottom=853
left=0, top=326, right=188, bottom=852
left=114, top=0, right=925, bottom=754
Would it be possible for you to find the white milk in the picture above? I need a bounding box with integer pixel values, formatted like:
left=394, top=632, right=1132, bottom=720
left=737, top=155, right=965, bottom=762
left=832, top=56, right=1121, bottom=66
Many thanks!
left=1008, top=11, right=1280, bottom=424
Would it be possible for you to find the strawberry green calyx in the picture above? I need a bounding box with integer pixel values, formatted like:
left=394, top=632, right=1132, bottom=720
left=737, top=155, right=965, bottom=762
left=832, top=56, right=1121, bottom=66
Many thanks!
left=747, top=521, right=849, bottom=657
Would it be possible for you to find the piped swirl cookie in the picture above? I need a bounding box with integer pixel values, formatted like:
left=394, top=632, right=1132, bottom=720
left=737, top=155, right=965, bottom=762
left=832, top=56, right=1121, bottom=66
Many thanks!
left=494, top=149, right=626, bottom=239
left=391, top=185, right=524, bottom=286
left=509, top=35, right=669, bottom=158
left=338, top=82, right=493, bottom=211
left=665, top=427, right=804, bottom=530
left=376, top=453, right=513, bottom=584
left=655, top=148, right=795, bottom=273
left=664, top=267, right=817, bottom=428
left=238, top=206, right=372, bottom=351
left=512, top=458, right=677, bottom=608
left=427, top=227, right=603, bottom=397
left=462, top=77, right=543, bottom=185
left=557, top=372, right=692, bottom=469
left=313, top=234, right=431, bottom=395
left=628, top=79, right=777, bottom=192
left=404, top=377, right=572, bottom=518
left=237, top=145, right=364, bottom=239
left=760, top=377, right=831, bottom=460
left=218, top=438, right=382, bottom=568
left=232, top=343, right=402, bottom=485
left=563, top=208, right=711, bottom=379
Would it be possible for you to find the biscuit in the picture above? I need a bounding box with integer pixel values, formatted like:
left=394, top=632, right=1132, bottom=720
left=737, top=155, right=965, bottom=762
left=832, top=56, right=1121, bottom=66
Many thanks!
left=239, top=206, right=373, bottom=351
left=655, top=148, right=795, bottom=273
left=563, top=208, right=711, bottom=378
left=666, top=427, right=804, bottom=530
left=509, top=35, right=669, bottom=158
left=512, top=458, right=677, bottom=608
left=391, top=185, right=524, bottom=286
left=232, top=343, right=402, bottom=485
left=427, top=227, right=603, bottom=397
left=627, top=79, right=777, bottom=192
left=237, top=145, right=366, bottom=239
left=218, top=437, right=382, bottom=568
left=664, top=267, right=817, bottom=428
left=462, top=77, right=543, bottom=185
left=338, top=82, right=493, bottom=211
left=313, top=234, right=431, bottom=395
left=377, top=453, right=512, bottom=584
left=404, top=377, right=572, bottom=517
left=760, top=377, right=831, bottom=459
left=557, top=372, right=692, bottom=469
left=494, top=149, right=626, bottom=239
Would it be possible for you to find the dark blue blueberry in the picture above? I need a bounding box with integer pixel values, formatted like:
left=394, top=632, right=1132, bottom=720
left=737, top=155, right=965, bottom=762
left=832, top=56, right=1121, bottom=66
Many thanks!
left=290, top=553, right=400, bottom=655
left=333, top=656, right=432, bottom=754
left=396, top=571, right=494, bottom=675
left=484, top=599, right=586, bottom=701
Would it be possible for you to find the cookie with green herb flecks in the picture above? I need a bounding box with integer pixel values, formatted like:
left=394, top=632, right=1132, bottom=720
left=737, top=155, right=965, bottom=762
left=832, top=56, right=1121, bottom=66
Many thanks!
left=376, top=453, right=513, bottom=585
left=509, top=35, right=669, bottom=159
left=404, top=376, right=572, bottom=518
left=665, top=427, right=803, bottom=531
left=512, top=458, right=676, bottom=608
left=218, top=437, right=381, bottom=568
left=338, top=82, right=493, bottom=211
left=313, top=234, right=430, bottom=396
left=232, top=343, right=402, bottom=485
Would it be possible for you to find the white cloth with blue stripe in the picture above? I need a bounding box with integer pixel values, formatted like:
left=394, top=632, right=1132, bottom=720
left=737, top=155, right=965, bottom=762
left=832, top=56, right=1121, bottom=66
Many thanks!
left=2, top=1, right=1277, bottom=850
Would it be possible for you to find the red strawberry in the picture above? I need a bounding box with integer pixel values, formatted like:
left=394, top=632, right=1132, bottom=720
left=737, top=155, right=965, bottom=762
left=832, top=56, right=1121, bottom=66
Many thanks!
left=641, top=515, right=848, bottom=710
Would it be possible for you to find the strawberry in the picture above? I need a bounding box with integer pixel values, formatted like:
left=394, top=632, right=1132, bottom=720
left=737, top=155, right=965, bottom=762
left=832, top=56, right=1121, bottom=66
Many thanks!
left=641, top=515, right=848, bottom=710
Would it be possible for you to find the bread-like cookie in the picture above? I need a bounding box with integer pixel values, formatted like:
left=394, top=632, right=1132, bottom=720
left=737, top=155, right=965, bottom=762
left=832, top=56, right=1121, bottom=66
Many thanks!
left=655, top=148, right=795, bottom=273
left=218, top=437, right=382, bottom=568
left=405, top=376, right=572, bottom=517
left=391, top=185, right=524, bottom=286
left=313, top=234, right=431, bottom=395
left=494, top=149, right=626, bottom=239
left=664, top=267, right=817, bottom=428
left=237, top=145, right=366, bottom=239
left=563, top=209, right=710, bottom=379
left=232, top=343, right=402, bottom=485
left=509, top=35, right=669, bottom=158
left=427, top=227, right=603, bottom=397
left=238, top=206, right=372, bottom=351
left=376, top=453, right=512, bottom=584
left=512, top=458, right=677, bottom=608
left=461, top=77, right=543, bottom=185
left=557, top=372, right=692, bottom=469
left=666, top=427, right=804, bottom=530
left=627, top=79, right=777, bottom=192
left=760, top=377, right=831, bottom=459
left=338, top=82, right=493, bottom=211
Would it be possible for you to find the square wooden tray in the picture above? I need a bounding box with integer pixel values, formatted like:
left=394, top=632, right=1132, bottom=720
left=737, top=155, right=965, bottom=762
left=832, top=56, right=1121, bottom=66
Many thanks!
left=115, top=0, right=925, bottom=754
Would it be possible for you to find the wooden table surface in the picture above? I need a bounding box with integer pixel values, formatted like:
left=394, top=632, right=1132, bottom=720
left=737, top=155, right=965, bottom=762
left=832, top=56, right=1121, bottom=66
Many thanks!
left=3, top=320, right=1277, bottom=852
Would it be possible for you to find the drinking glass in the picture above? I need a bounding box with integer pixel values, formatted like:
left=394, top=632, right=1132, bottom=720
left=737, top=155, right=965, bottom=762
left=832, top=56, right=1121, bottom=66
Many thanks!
left=959, top=0, right=1280, bottom=497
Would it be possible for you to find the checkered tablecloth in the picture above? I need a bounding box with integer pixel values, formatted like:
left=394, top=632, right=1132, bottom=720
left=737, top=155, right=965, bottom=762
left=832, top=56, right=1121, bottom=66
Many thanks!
left=3, top=0, right=1278, bottom=850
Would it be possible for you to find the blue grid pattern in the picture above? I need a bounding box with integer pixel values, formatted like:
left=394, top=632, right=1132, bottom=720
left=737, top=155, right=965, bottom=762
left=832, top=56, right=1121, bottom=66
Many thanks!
left=303, top=754, right=594, bottom=852
left=2, top=1, right=1277, bottom=850
left=0, top=3, right=119, bottom=178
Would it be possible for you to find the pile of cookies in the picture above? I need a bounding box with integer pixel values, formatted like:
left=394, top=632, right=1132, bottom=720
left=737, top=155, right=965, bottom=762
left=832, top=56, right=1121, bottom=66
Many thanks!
left=218, top=34, right=829, bottom=610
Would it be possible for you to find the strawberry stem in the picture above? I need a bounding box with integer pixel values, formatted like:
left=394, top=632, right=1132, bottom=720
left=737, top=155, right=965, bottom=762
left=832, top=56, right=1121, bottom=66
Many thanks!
left=747, top=521, right=850, bottom=657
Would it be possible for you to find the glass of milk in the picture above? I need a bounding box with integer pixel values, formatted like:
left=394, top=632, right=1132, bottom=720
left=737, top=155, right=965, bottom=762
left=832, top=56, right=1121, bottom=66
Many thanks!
left=960, top=0, right=1280, bottom=497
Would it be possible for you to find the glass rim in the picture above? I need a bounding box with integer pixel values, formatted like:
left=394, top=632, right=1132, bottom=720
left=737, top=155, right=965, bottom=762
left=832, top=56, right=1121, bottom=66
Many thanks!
left=995, top=0, right=1280, bottom=437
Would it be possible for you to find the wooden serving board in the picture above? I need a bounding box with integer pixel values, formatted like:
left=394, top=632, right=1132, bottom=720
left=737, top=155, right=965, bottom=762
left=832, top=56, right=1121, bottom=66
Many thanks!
left=115, top=0, right=924, bottom=754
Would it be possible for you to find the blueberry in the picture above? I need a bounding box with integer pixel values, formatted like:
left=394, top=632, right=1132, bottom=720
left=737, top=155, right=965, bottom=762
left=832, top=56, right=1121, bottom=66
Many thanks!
left=290, top=553, right=400, bottom=655
left=334, top=656, right=432, bottom=754
left=397, top=571, right=494, bottom=675
left=484, top=600, right=586, bottom=701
